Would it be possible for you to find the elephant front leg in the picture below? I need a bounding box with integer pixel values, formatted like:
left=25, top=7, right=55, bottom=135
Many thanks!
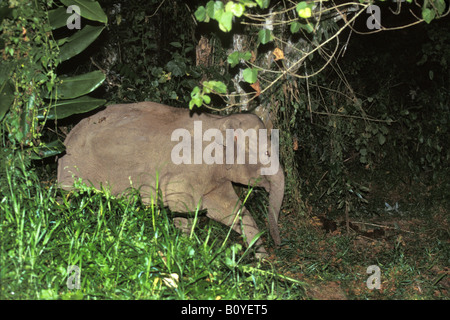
left=202, top=183, right=268, bottom=258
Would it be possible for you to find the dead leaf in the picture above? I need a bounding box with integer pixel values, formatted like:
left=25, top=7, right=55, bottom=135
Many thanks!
left=250, top=50, right=257, bottom=63
left=293, top=136, right=299, bottom=150
left=250, top=81, right=261, bottom=97
left=273, top=48, right=284, bottom=61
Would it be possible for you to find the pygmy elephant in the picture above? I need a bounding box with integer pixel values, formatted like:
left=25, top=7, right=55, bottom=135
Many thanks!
left=57, top=102, right=285, bottom=256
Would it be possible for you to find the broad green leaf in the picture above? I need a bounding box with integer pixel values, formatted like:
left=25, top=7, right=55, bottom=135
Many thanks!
left=204, top=80, right=227, bottom=94
left=38, top=96, right=106, bottom=120
left=59, top=25, right=105, bottom=61
left=57, top=37, right=69, bottom=47
left=49, top=70, right=105, bottom=100
left=225, top=1, right=234, bottom=12
left=191, top=86, right=201, bottom=97
left=296, top=2, right=307, bottom=10
left=378, top=133, right=386, bottom=145
left=225, top=1, right=245, bottom=17
left=189, top=96, right=203, bottom=109
left=190, top=86, right=203, bottom=108
left=242, top=51, right=252, bottom=61
left=195, top=6, right=206, bottom=21
left=47, top=7, right=68, bottom=29
left=61, top=0, right=107, bottom=24
left=206, top=1, right=214, bottom=19
left=255, top=0, right=270, bottom=9
left=422, top=8, right=435, bottom=24
left=290, top=21, right=301, bottom=33
left=239, top=0, right=257, bottom=8
left=290, top=21, right=314, bottom=34
left=301, top=22, right=314, bottom=33
left=296, top=1, right=313, bottom=19
left=170, top=42, right=182, bottom=48
left=203, top=85, right=212, bottom=94
left=227, top=51, right=252, bottom=67
left=0, top=79, right=14, bottom=122
left=202, top=94, right=211, bottom=104
left=31, top=140, right=66, bottom=159
left=215, top=82, right=227, bottom=93
left=258, top=29, right=272, bottom=45
left=206, top=0, right=224, bottom=20
left=234, top=3, right=245, bottom=17
left=243, top=67, right=258, bottom=84
left=297, top=2, right=312, bottom=19
left=435, top=0, right=446, bottom=15
left=228, top=51, right=240, bottom=67
left=218, top=10, right=233, bottom=32
left=166, top=60, right=186, bottom=77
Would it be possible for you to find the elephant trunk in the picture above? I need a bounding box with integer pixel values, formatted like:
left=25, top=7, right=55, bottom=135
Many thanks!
left=267, top=167, right=284, bottom=246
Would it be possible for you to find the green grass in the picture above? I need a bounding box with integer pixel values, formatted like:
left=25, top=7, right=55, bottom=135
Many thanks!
left=0, top=156, right=305, bottom=300
left=1, top=154, right=448, bottom=300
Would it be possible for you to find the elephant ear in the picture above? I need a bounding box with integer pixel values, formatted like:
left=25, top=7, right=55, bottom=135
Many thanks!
left=219, top=116, right=241, bottom=133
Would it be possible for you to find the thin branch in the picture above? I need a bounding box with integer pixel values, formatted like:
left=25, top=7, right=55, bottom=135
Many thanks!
left=205, top=4, right=369, bottom=112
left=350, top=221, right=417, bottom=234
left=311, top=111, right=396, bottom=123
left=203, top=1, right=448, bottom=112
left=146, top=0, right=167, bottom=19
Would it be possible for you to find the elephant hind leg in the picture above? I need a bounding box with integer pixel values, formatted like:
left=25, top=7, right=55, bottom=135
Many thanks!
left=202, top=183, right=267, bottom=257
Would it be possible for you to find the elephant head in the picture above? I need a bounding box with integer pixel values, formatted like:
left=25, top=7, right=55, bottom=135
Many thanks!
left=213, top=114, right=284, bottom=246
left=58, top=101, right=285, bottom=256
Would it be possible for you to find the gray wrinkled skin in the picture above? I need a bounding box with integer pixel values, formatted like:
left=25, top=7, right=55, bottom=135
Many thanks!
left=58, top=102, right=285, bottom=257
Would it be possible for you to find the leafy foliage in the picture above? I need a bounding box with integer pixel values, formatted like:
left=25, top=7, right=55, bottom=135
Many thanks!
left=0, top=154, right=305, bottom=299
left=191, top=0, right=448, bottom=108
left=1, top=1, right=59, bottom=151
left=191, top=0, right=449, bottom=217
left=0, top=0, right=107, bottom=159
left=91, top=0, right=203, bottom=107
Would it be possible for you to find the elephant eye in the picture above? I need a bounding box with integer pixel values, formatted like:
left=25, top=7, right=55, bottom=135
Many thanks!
left=265, top=151, right=270, bottom=157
